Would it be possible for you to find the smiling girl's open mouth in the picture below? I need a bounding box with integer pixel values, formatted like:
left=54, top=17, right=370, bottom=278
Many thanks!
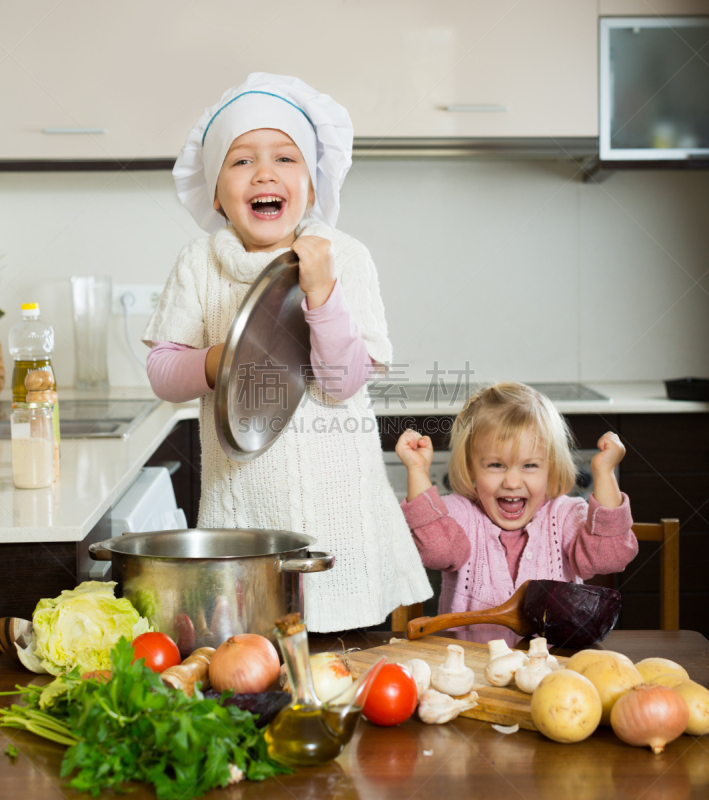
left=496, top=497, right=527, bottom=519
left=249, top=195, right=285, bottom=219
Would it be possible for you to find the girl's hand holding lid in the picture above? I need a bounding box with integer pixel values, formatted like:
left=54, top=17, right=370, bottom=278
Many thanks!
left=292, top=235, right=336, bottom=310
left=396, top=429, right=434, bottom=472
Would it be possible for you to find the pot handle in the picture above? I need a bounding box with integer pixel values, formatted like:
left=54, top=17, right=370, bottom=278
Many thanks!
left=276, top=551, right=335, bottom=573
left=88, top=542, right=112, bottom=561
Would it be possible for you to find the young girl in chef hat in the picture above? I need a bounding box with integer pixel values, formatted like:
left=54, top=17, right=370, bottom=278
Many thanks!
left=144, top=73, right=432, bottom=632
left=396, top=382, right=638, bottom=644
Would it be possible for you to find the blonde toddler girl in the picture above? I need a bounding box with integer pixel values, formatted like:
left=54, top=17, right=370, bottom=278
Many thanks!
left=396, top=382, right=638, bottom=643
left=144, top=73, right=431, bottom=632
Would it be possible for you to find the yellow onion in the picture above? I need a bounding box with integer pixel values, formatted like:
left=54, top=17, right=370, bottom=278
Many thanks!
left=611, top=683, right=689, bottom=754
left=280, top=652, right=354, bottom=702
left=310, top=652, right=353, bottom=702
left=208, top=634, right=280, bottom=694
left=672, top=681, right=709, bottom=736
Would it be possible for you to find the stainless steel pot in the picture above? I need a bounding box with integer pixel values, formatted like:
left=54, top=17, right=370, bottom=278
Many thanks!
left=89, top=528, right=334, bottom=656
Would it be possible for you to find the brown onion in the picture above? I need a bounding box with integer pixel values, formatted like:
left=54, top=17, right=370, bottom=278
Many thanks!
left=611, top=683, right=689, bottom=754
left=208, top=634, right=280, bottom=694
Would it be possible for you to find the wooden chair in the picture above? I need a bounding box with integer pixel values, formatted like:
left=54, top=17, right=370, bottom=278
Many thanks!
left=390, top=518, right=681, bottom=633
left=632, top=519, right=680, bottom=631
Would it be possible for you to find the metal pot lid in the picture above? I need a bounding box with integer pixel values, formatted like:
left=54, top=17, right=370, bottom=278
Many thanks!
left=93, top=528, right=317, bottom=560
left=214, top=250, right=311, bottom=462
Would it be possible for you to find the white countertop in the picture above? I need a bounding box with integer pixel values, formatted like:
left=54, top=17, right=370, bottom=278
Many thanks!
left=368, top=381, right=709, bottom=416
left=0, top=388, right=199, bottom=545
left=0, top=381, right=705, bottom=545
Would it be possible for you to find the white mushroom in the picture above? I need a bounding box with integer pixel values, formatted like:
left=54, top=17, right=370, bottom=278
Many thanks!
left=418, top=688, right=479, bottom=724
left=528, top=637, right=559, bottom=670
left=514, top=653, right=553, bottom=693
left=398, top=658, right=432, bottom=698
left=431, top=645, right=475, bottom=696
left=484, top=639, right=529, bottom=687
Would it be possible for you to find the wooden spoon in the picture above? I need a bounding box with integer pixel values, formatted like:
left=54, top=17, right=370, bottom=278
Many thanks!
left=407, top=580, right=535, bottom=640
left=0, top=617, right=33, bottom=660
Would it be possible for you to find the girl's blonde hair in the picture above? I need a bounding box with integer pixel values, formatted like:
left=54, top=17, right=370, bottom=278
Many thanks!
left=448, top=382, right=576, bottom=502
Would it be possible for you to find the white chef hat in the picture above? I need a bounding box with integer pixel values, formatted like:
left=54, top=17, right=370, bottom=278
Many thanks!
left=173, top=72, right=354, bottom=234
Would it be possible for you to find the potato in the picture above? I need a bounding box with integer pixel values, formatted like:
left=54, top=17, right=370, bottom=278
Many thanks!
left=565, top=650, right=634, bottom=675
left=573, top=658, right=644, bottom=726
left=673, top=681, right=709, bottom=736
left=635, top=657, right=689, bottom=683
left=648, top=672, right=687, bottom=688
left=531, top=670, right=602, bottom=743
left=565, top=649, right=633, bottom=673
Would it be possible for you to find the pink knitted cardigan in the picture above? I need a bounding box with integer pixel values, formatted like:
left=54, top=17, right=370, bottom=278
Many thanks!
left=401, top=487, right=637, bottom=645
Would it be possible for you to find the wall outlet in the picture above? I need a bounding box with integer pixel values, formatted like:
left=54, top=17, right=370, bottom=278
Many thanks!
left=112, top=284, right=163, bottom=316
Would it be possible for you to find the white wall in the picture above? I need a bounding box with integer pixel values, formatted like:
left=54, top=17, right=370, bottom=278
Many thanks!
left=0, top=160, right=707, bottom=390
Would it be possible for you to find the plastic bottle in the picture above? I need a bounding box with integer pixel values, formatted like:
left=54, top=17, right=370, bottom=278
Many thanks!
left=9, top=303, right=60, bottom=448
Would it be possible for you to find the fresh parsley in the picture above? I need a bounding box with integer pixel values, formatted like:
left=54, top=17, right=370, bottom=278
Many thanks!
left=4, top=743, right=18, bottom=759
left=0, top=637, right=289, bottom=798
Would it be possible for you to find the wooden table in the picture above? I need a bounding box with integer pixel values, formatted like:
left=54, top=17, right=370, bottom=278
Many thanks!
left=1, top=630, right=708, bottom=799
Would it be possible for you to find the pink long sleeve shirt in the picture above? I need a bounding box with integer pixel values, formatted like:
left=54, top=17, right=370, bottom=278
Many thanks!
left=146, top=279, right=377, bottom=403
left=401, top=487, right=637, bottom=645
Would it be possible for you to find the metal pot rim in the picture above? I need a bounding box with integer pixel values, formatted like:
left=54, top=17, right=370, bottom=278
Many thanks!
left=93, top=528, right=318, bottom=561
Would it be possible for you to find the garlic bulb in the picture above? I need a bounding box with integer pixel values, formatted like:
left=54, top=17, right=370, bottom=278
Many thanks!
left=515, top=653, right=553, bottom=693
left=528, top=637, right=559, bottom=670
left=399, top=658, right=431, bottom=698
left=484, top=639, right=529, bottom=687
left=418, top=688, right=479, bottom=724
left=431, top=645, right=475, bottom=696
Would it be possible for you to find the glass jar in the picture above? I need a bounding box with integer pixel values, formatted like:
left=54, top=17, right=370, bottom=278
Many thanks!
left=11, top=402, right=54, bottom=489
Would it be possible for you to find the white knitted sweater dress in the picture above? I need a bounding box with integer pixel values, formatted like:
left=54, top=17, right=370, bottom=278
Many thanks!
left=143, top=221, right=432, bottom=632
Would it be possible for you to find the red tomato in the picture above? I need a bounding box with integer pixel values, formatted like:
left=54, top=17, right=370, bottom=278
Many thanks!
left=131, top=632, right=181, bottom=673
left=362, top=664, right=418, bottom=727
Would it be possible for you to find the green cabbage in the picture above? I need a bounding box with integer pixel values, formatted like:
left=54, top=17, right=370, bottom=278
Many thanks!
left=16, top=581, right=151, bottom=676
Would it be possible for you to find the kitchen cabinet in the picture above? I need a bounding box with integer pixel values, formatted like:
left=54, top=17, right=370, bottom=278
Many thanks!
left=0, top=510, right=111, bottom=620
left=0, top=1, right=598, bottom=162
left=600, top=1, right=708, bottom=15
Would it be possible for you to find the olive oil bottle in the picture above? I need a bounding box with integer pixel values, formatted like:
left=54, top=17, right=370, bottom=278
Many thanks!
left=265, top=614, right=385, bottom=768
left=8, top=303, right=60, bottom=446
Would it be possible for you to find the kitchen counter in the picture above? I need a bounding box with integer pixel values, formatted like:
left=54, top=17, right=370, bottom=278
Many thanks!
left=368, top=380, right=709, bottom=416
left=1, top=629, right=707, bottom=800
left=0, top=387, right=199, bottom=544
left=0, top=380, right=705, bottom=544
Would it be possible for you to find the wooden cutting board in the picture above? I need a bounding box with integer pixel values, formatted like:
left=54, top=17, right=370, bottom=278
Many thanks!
left=347, top=636, right=567, bottom=731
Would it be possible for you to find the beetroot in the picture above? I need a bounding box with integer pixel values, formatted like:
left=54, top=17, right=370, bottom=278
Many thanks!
left=523, top=580, right=621, bottom=648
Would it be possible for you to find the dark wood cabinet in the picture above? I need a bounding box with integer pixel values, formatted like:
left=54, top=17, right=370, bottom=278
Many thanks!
left=145, top=420, right=202, bottom=528
left=0, top=510, right=112, bottom=620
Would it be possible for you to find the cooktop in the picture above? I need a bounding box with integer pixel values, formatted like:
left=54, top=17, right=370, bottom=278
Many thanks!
left=369, top=382, right=609, bottom=406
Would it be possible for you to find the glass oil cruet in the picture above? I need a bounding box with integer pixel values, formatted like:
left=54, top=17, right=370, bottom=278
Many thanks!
left=265, top=613, right=386, bottom=767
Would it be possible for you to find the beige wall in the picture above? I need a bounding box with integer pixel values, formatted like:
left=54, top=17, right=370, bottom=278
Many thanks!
left=0, top=160, right=707, bottom=390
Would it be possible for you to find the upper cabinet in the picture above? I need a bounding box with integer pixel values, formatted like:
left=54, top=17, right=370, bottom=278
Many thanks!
left=600, top=2, right=708, bottom=14
left=0, top=1, right=598, bottom=161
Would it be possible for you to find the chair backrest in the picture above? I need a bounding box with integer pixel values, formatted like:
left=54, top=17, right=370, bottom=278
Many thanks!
left=632, top=519, right=680, bottom=631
